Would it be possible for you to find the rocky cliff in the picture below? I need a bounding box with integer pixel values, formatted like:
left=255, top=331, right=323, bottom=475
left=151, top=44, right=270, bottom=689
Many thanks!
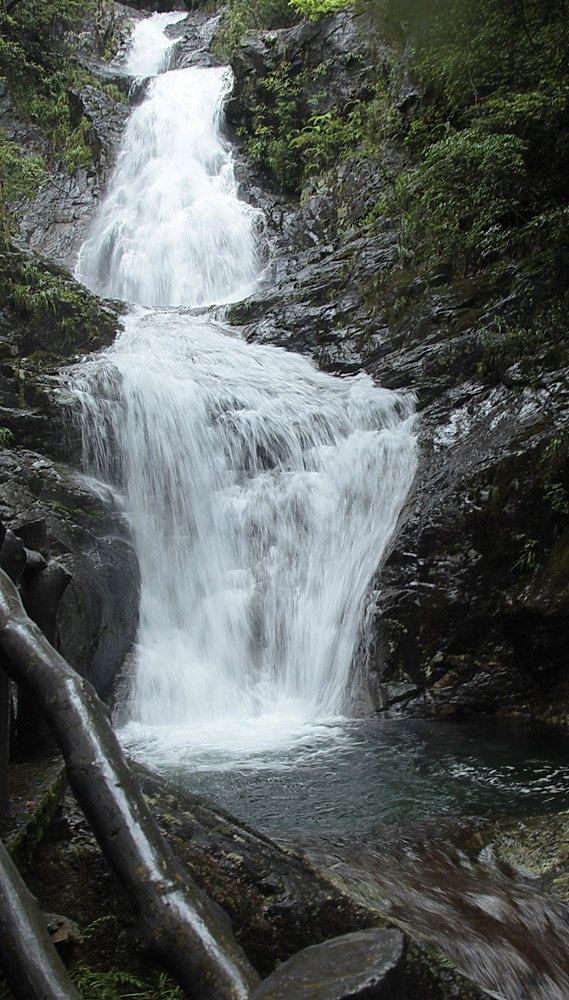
left=0, top=0, right=140, bottom=693
left=222, top=1, right=569, bottom=726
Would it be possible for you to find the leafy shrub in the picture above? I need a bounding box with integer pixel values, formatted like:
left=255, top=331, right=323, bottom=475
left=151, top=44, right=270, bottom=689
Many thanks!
left=70, top=965, right=185, bottom=1000
left=0, top=426, right=14, bottom=447
left=366, top=0, right=569, bottom=278
left=214, top=0, right=299, bottom=57
left=63, top=116, right=92, bottom=173
left=0, top=249, right=120, bottom=351
left=394, top=127, right=527, bottom=273
left=0, top=0, right=117, bottom=183
left=0, top=132, right=46, bottom=204
left=476, top=318, right=544, bottom=382
left=411, top=0, right=569, bottom=113
left=540, top=433, right=569, bottom=519
left=245, top=62, right=306, bottom=191
left=290, top=85, right=392, bottom=177
left=289, top=0, right=352, bottom=17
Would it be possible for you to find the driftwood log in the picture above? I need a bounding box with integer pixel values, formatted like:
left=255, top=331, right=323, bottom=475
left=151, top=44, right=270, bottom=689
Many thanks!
left=0, top=568, right=260, bottom=1000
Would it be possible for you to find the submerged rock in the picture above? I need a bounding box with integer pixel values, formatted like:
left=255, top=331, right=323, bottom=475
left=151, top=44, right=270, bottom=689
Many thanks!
left=295, top=816, right=569, bottom=1000
left=22, top=766, right=487, bottom=999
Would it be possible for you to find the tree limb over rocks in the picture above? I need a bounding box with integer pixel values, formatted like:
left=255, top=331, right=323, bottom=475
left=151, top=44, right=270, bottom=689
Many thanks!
left=0, top=567, right=260, bottom=1000
left=0, top=835, right=83, bottom=1000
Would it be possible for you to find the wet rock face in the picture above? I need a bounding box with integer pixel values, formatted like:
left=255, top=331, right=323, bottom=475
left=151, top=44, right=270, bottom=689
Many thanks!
left=297, top=818, right=569, bottom=1000
left=2, top=3, right=567, bottom=721
left=0, top=449, right=139, bottom=696
left=1, top=1, right=134, bottom=271
left=371, top=364, right=569, bottom=721
left=0, top=244, right=123, bottom=467
left=136, top=769, right=486, bottom=999
left=18, top=87, right=130, bottom=272
left=227, top=9, right=386, bottom=138
left=226, top=13, right=569, bottom=723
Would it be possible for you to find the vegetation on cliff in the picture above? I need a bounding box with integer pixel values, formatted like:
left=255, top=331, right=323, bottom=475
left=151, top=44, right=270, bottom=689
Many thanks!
left=0, top=0, right=123, bottom=366
left=0, top=0, right=567, bottom=996
left=223, top=0, right=569, bottom=284
left=0, top=0, right=121, bottom=240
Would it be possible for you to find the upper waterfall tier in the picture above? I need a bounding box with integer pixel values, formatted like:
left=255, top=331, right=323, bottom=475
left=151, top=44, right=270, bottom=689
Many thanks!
left=75, top=60, right=261, bottom=308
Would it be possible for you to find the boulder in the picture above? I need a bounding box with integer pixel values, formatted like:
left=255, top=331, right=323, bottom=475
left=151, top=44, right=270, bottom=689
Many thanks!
left=0, top=449, right=139, bottom=696
left=251, top=929, right=405, bottom=1000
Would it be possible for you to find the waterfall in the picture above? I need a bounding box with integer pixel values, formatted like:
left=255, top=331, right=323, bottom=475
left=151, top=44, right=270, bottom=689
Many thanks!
left=72, top=13, right=417, bottom=760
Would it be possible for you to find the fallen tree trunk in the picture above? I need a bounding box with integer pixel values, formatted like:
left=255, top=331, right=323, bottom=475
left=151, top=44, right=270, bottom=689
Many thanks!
left=0, top=568, right=260, bottom=1000
left=0, top=836, right=83, bottom=1000
left=0, top=663, right=8, bottom=821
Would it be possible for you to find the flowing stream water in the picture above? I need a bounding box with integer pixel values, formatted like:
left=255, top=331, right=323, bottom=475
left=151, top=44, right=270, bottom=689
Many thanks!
left=69, top=13, right=569, bottom=999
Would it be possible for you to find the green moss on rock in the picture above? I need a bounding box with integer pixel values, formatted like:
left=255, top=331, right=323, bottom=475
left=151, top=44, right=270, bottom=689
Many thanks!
left=0, top=246, right=122, bottom=359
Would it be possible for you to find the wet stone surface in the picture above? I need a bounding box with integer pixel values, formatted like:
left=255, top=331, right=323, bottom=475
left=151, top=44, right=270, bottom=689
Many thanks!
left=251, top=929, right=406, bottom=1000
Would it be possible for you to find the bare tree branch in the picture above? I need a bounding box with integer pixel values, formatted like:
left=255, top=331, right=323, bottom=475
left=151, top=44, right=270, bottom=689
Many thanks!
left=0, top=567, right=260, bottom=1000
left=0, top=835, right=83, bottom=1000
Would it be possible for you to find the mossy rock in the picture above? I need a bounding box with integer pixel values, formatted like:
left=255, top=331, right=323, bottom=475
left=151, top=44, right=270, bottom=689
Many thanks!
left=0, top=245, right=123, bottom=361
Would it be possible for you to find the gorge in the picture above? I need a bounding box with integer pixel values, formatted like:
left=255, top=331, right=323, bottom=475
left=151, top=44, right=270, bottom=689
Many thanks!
left=68, top=9, right=569, bottom=838
left=0, top=0, right=569, bottom=998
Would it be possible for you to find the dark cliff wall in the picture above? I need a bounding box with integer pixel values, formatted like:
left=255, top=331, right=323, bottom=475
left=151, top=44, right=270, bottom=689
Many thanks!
left=0, top=1, right=140, bottom=694
left=221, top=0, right=569, bottom=725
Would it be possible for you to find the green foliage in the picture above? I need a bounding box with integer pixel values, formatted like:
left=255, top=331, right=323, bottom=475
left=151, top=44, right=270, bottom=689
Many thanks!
left=512, top=538, right=540, bottom=576
left=243, top=50, right=394, bottom=192
left=6, top=263, right=82, bottom=318
left=476, top=318, right=545, bottom=382
left=63, top=917, right=186, bottom=1000
left=290, top=86, right=391, bottom=176
left=63, top=116, right=92, bottom=172
left=288, top=0, right=352, bottom=18
left=2, top=963, right=184, bottom=1000
left=0, top=131, right=45, bottom=204
left=5, top=58, right=99, bottom=171
left=6, top=0, right=91, bottom=36
left=375, top=0, right=569, bottom=280
left=394, top=127, right=527, bottom=273
left=70, top=965, right=185, bottom=1000
left=0, top=426, right=14, bottom=446
left=408, top=0, right=569, bottom=113
left=214, top=0, right=299, bottom=57
left=234, top=0, right=569, bottom=282
left=0, top=249, right=119, bottom=351
left=245, top=61, right=306, bottom=191
left=0, top=0, right=118, bottom=182
left=540, top=433, right=569, bottom=519
left=81, top=914, right=120, bottom=939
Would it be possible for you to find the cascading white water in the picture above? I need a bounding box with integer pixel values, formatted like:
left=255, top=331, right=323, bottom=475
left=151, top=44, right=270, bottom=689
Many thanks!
left=75, top=23, right=260, bottom=307
left=73, top=13, right=417, bottom=761
left=121, top=10, right=186, bottom=79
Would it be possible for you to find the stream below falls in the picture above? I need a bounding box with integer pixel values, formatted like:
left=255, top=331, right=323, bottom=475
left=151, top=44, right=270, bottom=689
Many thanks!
left=69, top=11, right=569, bottom=1000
